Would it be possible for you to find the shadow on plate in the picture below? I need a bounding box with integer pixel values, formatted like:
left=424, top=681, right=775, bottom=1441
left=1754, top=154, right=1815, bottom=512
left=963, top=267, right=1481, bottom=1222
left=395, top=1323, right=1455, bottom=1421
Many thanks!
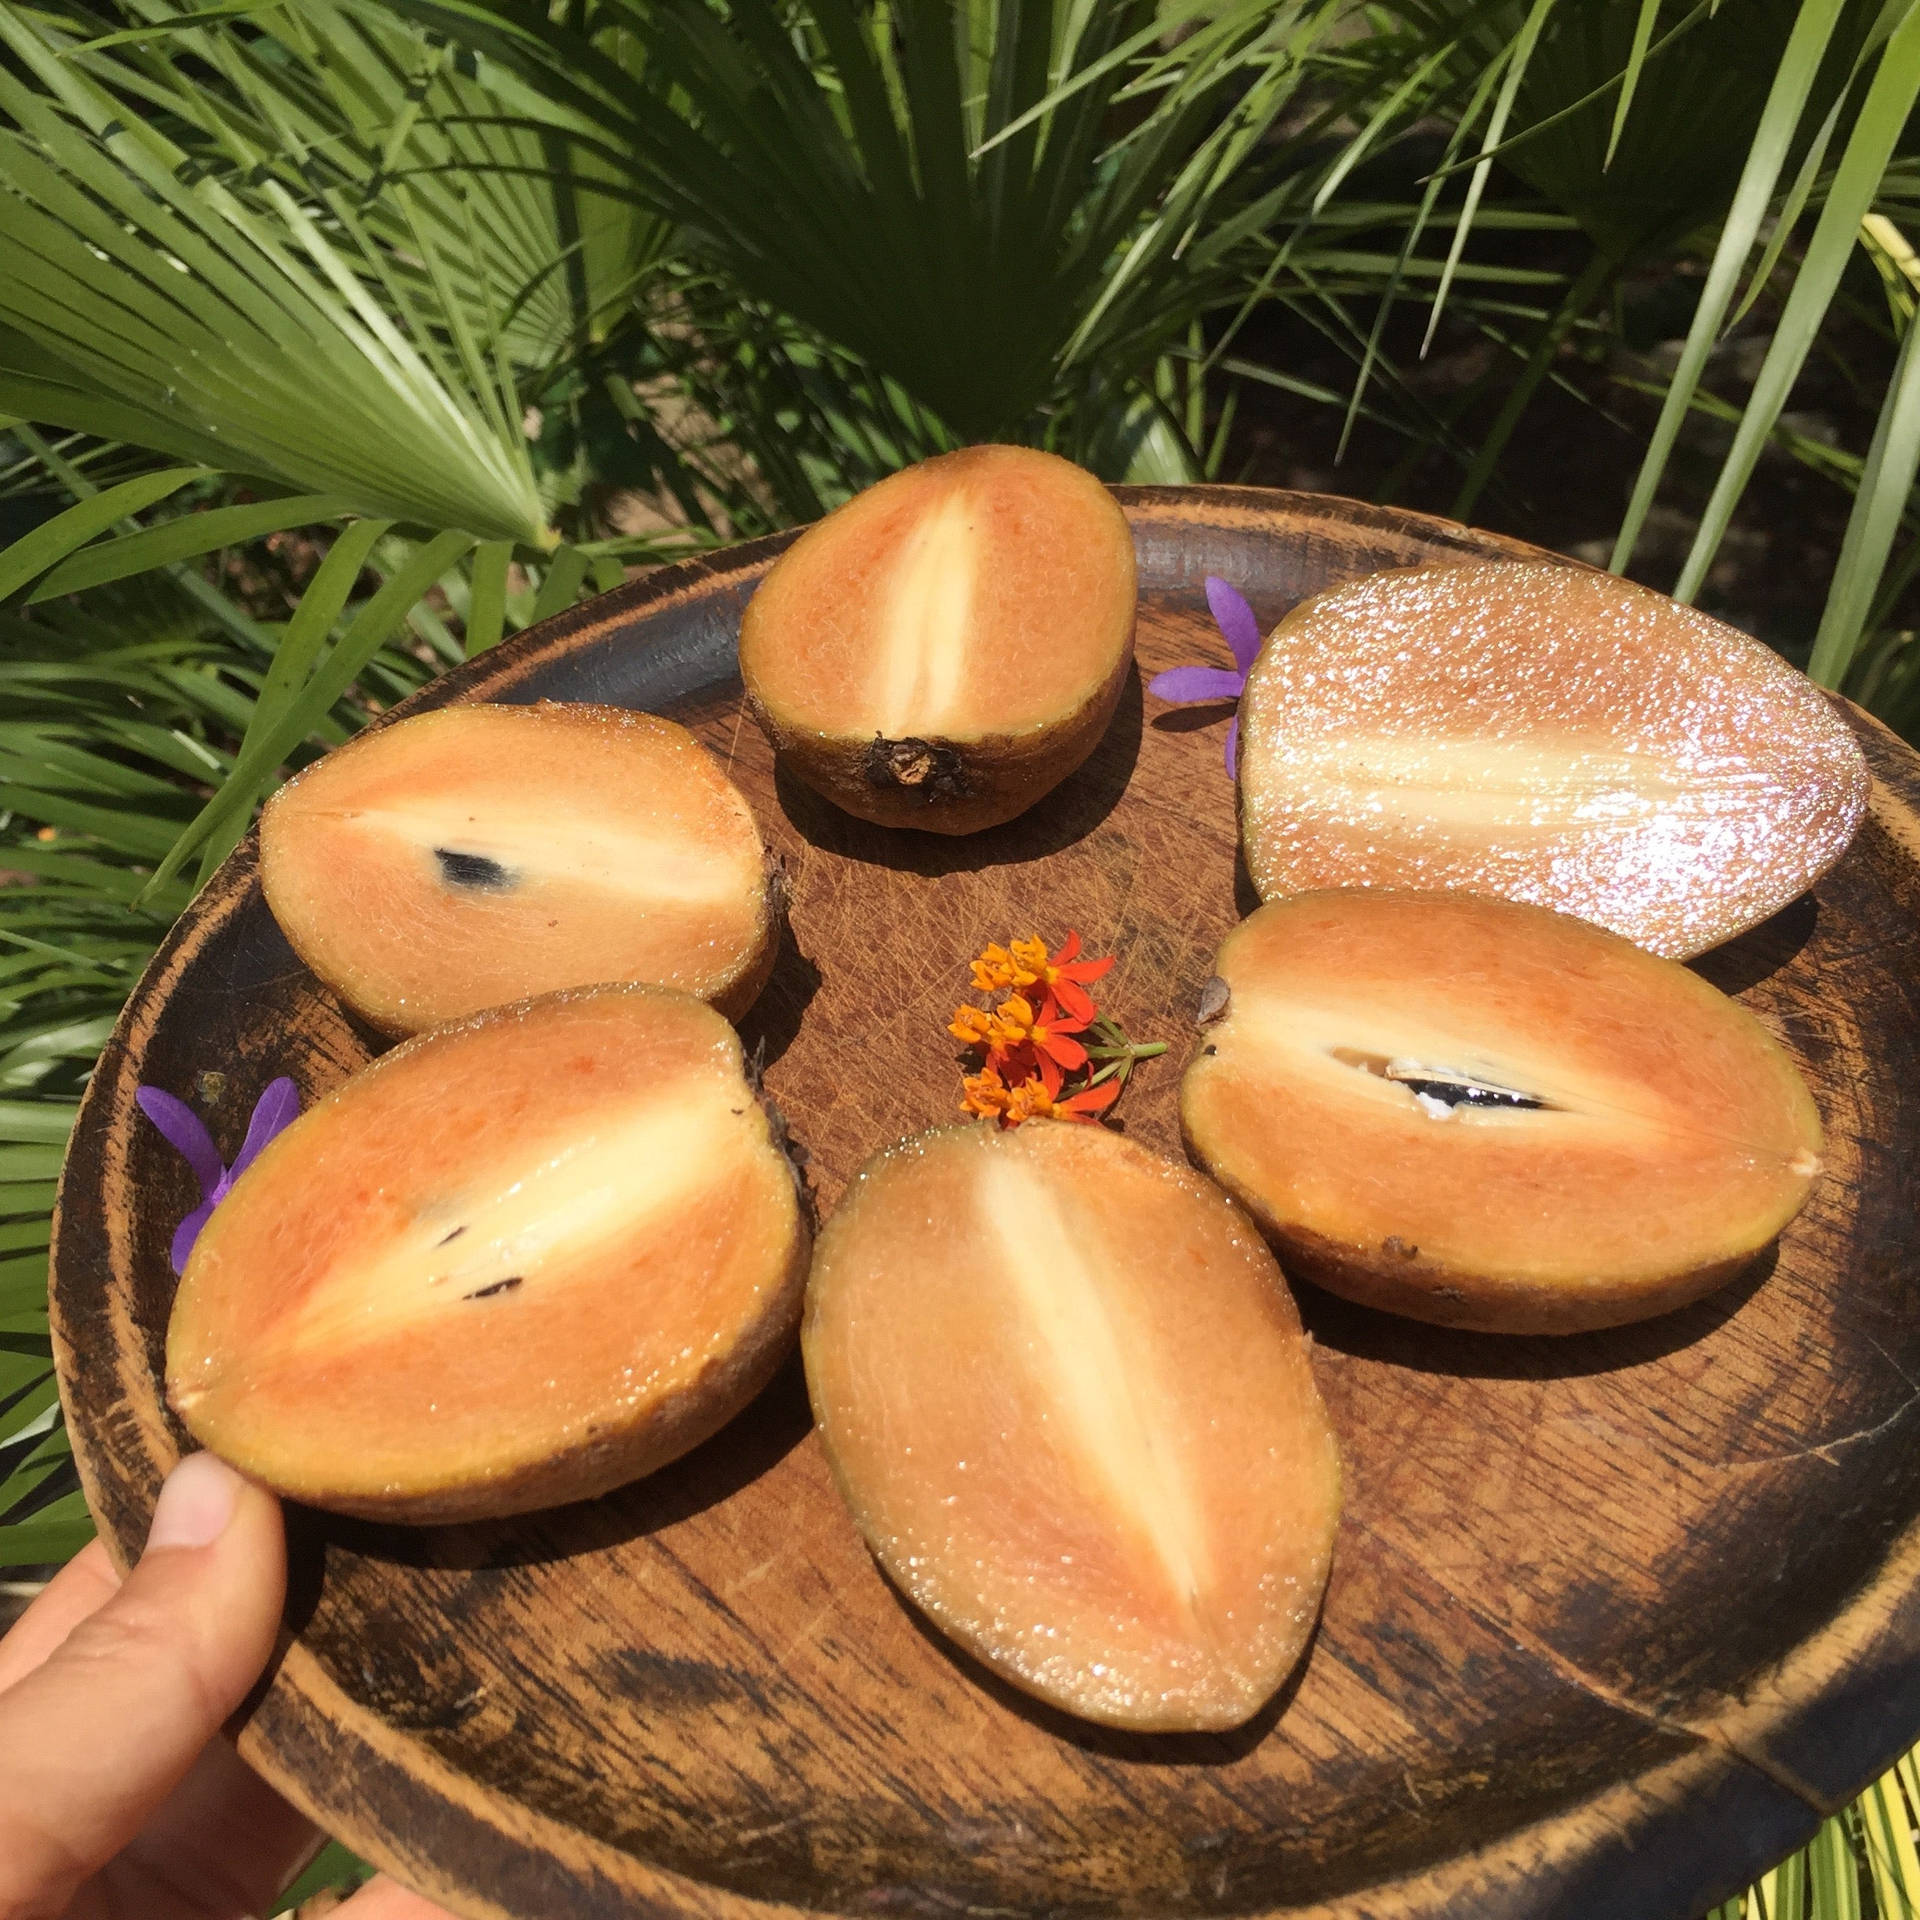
left=1151, top=700, right=1236, bottom=739
left=883, top=1563, right=1323, bottom=1768
left=1233, top=844, right=1260, bottom=920
left=1689, top=895, right=1819, bottom=999
left=286, top=1353, right=817, bottom=1601
left=735, top=917, right=822, bottom=1074
left=1296, top=1246, right=1779, bottom=1382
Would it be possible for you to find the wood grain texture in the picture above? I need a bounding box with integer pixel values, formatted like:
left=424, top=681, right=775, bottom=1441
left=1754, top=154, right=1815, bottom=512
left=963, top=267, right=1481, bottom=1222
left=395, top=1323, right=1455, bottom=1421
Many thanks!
left=49, top=488, right=1920, bottom=1920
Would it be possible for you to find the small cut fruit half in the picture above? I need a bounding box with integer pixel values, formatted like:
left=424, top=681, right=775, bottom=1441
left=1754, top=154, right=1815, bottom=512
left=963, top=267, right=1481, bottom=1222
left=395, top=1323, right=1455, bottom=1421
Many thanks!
left=803, top=1120, right=1341, bottom=1731
left=260, top=702, right=779, bottom=1035
left=738, top=445, right=1136, bottom=834
left=1180, top=891, right=1824, bottom=1334
left=1236, top=563, right=1870, bottom=958
left=166, top=986, right=810, bottom=1522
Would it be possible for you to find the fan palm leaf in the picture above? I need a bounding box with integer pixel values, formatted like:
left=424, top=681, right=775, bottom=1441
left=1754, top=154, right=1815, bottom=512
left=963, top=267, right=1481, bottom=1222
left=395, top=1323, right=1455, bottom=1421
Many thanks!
left=59, top=0, right=674, bottom=374
left=384, top=0, right=1358, bottom=444
left=0, top=0, right=692, bottom=545
left=1291, top=0, right=1920, bottom=702
left=0, top=16, right=545, bottom=541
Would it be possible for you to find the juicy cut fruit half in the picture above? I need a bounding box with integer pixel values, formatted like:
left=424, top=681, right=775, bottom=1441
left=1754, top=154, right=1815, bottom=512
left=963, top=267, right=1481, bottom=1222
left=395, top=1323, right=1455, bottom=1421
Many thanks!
left=165, top=987, right=809, bottom=1522
left=803, top=1122, right=1341, bottom=1731
left=260, top=702, right=779, bottom=1035
left=738, top=445, right=1136, bottom=833
left=1180, top=892, right=1825, bottom=1335
left=1237, top=563, right=1871, bottom=958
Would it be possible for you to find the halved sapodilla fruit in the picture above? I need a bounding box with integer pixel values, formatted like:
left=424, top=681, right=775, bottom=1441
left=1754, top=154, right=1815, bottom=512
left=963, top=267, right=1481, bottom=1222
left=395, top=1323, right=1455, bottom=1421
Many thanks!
left=166, top=987, right=809, bottom=1522
left=738, top=445, right=1136, bottom=833
left=1236, top=563, right=1870, bottom=958
left=803, top=1121, right=1341, bottom=1731
left=1180, top=892, right=1824, bottom=1335
left=260, top=702, right=779, bottom=1035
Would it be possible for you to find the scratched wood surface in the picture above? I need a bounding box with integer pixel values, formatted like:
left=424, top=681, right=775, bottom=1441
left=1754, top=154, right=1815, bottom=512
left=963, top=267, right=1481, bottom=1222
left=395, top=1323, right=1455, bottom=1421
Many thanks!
left=50, top=489, right=1920, bottom=1920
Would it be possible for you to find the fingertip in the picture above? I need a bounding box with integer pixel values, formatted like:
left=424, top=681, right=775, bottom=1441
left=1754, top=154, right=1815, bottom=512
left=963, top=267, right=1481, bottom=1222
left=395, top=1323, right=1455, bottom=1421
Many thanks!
left=140, top=1451, right=287, bottom=1687
left=147, top=1450, right=247, bottom=1553
left=146, top=1449, right=283, bottom=1577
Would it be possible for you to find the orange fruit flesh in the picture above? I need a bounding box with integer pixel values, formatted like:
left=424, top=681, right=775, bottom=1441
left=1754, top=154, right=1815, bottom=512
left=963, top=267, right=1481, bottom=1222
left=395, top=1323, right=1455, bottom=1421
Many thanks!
left=1181, top=893, right=1823, bottom=1331
left=261, top=703, right=774, bottom=1034
left=1237, top=564, right=1869, bottom=959
left=739, top=445, right=1135, bottom=743
left=167, top=989, right=806, bottom=1519
left=803, top=1122, right=1341, bottom=1732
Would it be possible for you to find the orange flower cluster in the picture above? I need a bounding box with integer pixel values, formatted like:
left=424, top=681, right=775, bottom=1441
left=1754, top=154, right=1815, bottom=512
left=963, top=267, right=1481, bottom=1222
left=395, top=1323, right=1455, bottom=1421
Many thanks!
left=951, top=932, right=1133, bottom=1127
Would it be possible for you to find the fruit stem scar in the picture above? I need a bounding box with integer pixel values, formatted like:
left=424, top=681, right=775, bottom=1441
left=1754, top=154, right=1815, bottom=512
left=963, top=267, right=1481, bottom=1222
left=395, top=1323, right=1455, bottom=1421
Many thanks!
left=1196, top=976, right=1231, bottom=1025
left=865, top=735, right=968, bottom=802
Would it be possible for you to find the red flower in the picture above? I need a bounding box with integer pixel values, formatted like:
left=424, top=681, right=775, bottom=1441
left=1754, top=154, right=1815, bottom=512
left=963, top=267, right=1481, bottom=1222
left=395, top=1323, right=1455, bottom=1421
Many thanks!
left=1004, top=1076, right=1121, bottom=1126
left=1008, top=932, right=1113, bottom=1024
left=986, top=993, right=1089, bottom=1096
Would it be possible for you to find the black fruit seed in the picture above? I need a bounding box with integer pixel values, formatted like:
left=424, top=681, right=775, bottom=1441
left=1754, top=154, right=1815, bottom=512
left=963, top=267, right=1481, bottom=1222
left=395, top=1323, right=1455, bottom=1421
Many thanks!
left=434, top=847, right=515, bottom=891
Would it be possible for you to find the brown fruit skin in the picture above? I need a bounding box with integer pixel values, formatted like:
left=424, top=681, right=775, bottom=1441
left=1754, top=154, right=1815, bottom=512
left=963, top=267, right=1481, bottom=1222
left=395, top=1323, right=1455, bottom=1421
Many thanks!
left=739, top=445, right=1136, bottom=834
left=260, top=702, right=781, bottom=1036
left=803, top=1121, right=1342, bottom=1732
left=165, top=986, right=810, bottom=1523
left=1180, top=892, right=1825, bottom=1336
left=746, top=649, right=1133, bottom=835
left=1259, top=1223, right=1760, bottom=1339
left=1235, top=563, right=1871, bottom=959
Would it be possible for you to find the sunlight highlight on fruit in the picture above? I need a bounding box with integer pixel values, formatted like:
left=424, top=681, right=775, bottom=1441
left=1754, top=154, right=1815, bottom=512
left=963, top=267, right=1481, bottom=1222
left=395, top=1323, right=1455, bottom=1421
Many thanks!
left=1236, top=564, right=1870, bottom=957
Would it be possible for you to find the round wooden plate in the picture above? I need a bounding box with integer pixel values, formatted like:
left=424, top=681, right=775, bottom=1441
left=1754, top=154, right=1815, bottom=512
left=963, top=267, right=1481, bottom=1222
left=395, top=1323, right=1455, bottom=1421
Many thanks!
left=51, top=489, right=1920, bottom=1920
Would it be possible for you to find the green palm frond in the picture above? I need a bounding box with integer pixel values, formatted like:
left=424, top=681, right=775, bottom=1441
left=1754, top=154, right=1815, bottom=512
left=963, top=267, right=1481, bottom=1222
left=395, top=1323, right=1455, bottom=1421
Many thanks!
left=2, top=8, right=1920, bottom=1916
left=0, top=457, right=496, bottom=1565
left=1669, top=4, right=1920, bottom=610
left=51, top=0, right=674, bottom=375
left=383, top=0, right=1356, bottom=446
left=0, top=0, right=621, bottom=542
left=1302, top=0, right=1920, bottom=713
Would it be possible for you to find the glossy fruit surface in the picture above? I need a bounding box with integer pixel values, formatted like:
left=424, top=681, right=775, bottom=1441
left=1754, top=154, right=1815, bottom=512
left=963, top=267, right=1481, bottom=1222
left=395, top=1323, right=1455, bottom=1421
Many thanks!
left=803, top=1120, right=1341, bottom=1731
left=1181, top=891, right=1824, bottom=1333
left=1236, top=563, right=1870, bottom=958
left=167, top=986, right=809, bottom=1521
left=261, top=702, right=778, bottom=1034
left=739, top=445, right=1135, bottom=833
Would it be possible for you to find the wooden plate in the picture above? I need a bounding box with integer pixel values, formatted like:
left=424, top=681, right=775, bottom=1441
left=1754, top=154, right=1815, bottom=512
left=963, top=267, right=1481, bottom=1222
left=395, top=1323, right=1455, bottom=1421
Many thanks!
left=51, top=489, right=1920, bottom=1920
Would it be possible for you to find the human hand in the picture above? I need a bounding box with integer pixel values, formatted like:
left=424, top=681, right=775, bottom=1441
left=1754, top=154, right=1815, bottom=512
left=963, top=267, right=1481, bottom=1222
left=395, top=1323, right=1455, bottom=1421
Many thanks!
left=0, top=1451, right=456, bottom=1920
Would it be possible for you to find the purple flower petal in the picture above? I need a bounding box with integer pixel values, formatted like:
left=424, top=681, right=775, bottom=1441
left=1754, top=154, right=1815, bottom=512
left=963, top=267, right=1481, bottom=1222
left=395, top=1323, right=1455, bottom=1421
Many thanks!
left=1149, top=665, right=1245, bottom=705
left=1225, top=712, right=1240, bottom=781
left=229, top=1076, right=300, bottom=1182
left=136, top=1086, right=223, bottom=1200
left=1206, top=575, right=1263, bottom=675
left=169, top=1197, right=216, bottom=1276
